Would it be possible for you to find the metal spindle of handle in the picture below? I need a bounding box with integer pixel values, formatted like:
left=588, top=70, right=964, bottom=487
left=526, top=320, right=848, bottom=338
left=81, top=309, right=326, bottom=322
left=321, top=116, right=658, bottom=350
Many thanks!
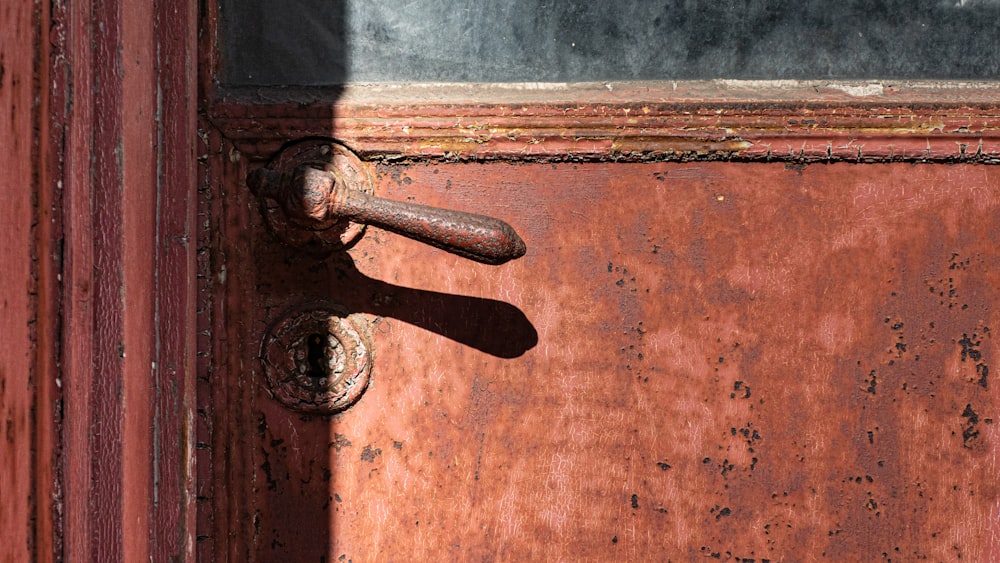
left=247, top=147, right=525, bottom=265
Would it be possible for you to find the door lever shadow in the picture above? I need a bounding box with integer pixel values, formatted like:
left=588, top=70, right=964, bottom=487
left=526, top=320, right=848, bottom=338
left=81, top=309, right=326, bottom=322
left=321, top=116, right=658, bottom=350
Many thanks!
left=330, top=257, right=538, bottom=359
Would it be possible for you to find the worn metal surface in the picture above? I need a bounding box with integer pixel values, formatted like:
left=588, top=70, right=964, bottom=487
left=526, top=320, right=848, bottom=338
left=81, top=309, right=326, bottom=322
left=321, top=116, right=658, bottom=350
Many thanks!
left=248, top=141, right=372, bottom=255
left=208, top=155, right=1000, bottom=560
left=248, top=142, right=526, bottom=264
left=260, top=304, right=373, bottom=414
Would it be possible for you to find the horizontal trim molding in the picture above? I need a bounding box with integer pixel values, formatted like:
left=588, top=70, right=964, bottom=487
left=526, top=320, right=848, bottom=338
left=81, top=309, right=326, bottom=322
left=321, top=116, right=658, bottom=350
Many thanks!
left=208, top=81, right=1000, bottom=162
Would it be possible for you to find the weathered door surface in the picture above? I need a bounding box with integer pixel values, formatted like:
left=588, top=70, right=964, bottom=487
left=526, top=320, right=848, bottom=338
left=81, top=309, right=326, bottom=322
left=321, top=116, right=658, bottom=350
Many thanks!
left=205, top=153, right=1000, bottom=561
left=200, top=4, right=1000, bottom=562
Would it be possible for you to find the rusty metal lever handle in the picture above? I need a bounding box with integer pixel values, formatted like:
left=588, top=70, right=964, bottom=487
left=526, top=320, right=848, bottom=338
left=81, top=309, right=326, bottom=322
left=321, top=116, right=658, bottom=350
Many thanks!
left=248, top=164, right=526, bottom=265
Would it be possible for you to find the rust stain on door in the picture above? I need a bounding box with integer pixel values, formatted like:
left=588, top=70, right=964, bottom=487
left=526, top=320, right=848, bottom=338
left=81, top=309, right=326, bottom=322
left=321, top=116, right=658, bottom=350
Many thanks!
left=217, top=160, right=1000, bottom=561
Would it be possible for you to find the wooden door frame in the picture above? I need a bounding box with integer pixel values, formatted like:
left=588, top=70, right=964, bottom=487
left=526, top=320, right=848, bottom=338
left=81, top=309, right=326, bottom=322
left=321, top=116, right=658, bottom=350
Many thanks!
left=208, top=81, right=1000, bottom=164
left=2, top=0, right=199, bottom=560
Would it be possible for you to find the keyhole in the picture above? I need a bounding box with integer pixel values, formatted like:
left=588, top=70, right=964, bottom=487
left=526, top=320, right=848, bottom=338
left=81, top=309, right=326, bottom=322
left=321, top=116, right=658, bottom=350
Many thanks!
left=306, top=333, right=328, bottom=379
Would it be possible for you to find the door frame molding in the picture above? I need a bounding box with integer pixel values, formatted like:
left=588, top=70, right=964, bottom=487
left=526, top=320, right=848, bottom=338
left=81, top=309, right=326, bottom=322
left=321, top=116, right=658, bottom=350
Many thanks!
left=9, top=0, right=200, bottom=559
left=207, top=80, right=1000, bottom=163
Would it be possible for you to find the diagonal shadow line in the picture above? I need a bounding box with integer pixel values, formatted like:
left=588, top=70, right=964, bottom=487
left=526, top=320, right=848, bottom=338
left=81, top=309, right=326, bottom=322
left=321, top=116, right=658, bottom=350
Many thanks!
left=325, top=255, right=538, bottom=359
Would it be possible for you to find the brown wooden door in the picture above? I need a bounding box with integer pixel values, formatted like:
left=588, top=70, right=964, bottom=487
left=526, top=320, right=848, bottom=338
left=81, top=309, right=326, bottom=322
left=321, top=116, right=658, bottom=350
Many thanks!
left=200, top=8, right=1000, bottom=563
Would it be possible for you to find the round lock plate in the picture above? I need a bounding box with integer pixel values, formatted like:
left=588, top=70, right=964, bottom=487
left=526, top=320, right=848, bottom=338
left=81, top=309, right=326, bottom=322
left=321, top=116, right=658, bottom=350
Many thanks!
left=258, top=139, right=374, bottom=256
left=260, top=304, right=373, bottom=414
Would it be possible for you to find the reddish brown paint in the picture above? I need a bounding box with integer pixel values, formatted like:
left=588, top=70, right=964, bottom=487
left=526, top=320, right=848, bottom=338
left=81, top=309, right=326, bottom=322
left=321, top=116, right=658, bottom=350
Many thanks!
left=0, top=0, right=199, bottom=559
left=1, top=0, right=41, bottom=559
left=202, top=129, right=262, bottom=562
left=54, top=0, right=96, bottom=556
left=153, top=0, right=201, bottom=557
left=56, top=0, right=199, bottom=558
left=207, top=150, right=1000, bottom=560
left=206, top=83, right=1000, bottom=163
left=35, top=0, right=61, bottom=557
left=194, top=4, right=1000, bottom=561
left=196, top=125, right=227, bottom=563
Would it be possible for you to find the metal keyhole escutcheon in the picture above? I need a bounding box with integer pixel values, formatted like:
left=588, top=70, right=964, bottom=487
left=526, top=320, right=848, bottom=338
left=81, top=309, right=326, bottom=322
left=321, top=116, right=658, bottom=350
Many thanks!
left=260, top=304, right=373, bottom=414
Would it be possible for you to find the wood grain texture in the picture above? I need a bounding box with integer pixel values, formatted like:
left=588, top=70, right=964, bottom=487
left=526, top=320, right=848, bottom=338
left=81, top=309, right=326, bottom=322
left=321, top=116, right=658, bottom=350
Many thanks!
left=56, top=0, right=97, bottom=556
left=45, top=0, right=199, bottom=560
left=0, top=0, right=40, bottom=559
left=152, top=0, right=200, bottom=559
left=89, top=0, right=128, bottom=556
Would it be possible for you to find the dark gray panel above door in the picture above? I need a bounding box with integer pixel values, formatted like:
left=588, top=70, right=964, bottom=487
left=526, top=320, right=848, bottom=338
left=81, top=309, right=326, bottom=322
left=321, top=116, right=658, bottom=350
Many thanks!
left=219, top=0, right=1000, bottom=86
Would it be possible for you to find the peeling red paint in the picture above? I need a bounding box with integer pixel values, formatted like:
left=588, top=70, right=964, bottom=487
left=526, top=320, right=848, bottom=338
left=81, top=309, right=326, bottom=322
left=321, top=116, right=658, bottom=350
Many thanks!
left=206, top=84, right=1000, bottom=163
left=207, top=154, right=1000, bottom=560
left=200, top=3, right=1000, bottom=560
